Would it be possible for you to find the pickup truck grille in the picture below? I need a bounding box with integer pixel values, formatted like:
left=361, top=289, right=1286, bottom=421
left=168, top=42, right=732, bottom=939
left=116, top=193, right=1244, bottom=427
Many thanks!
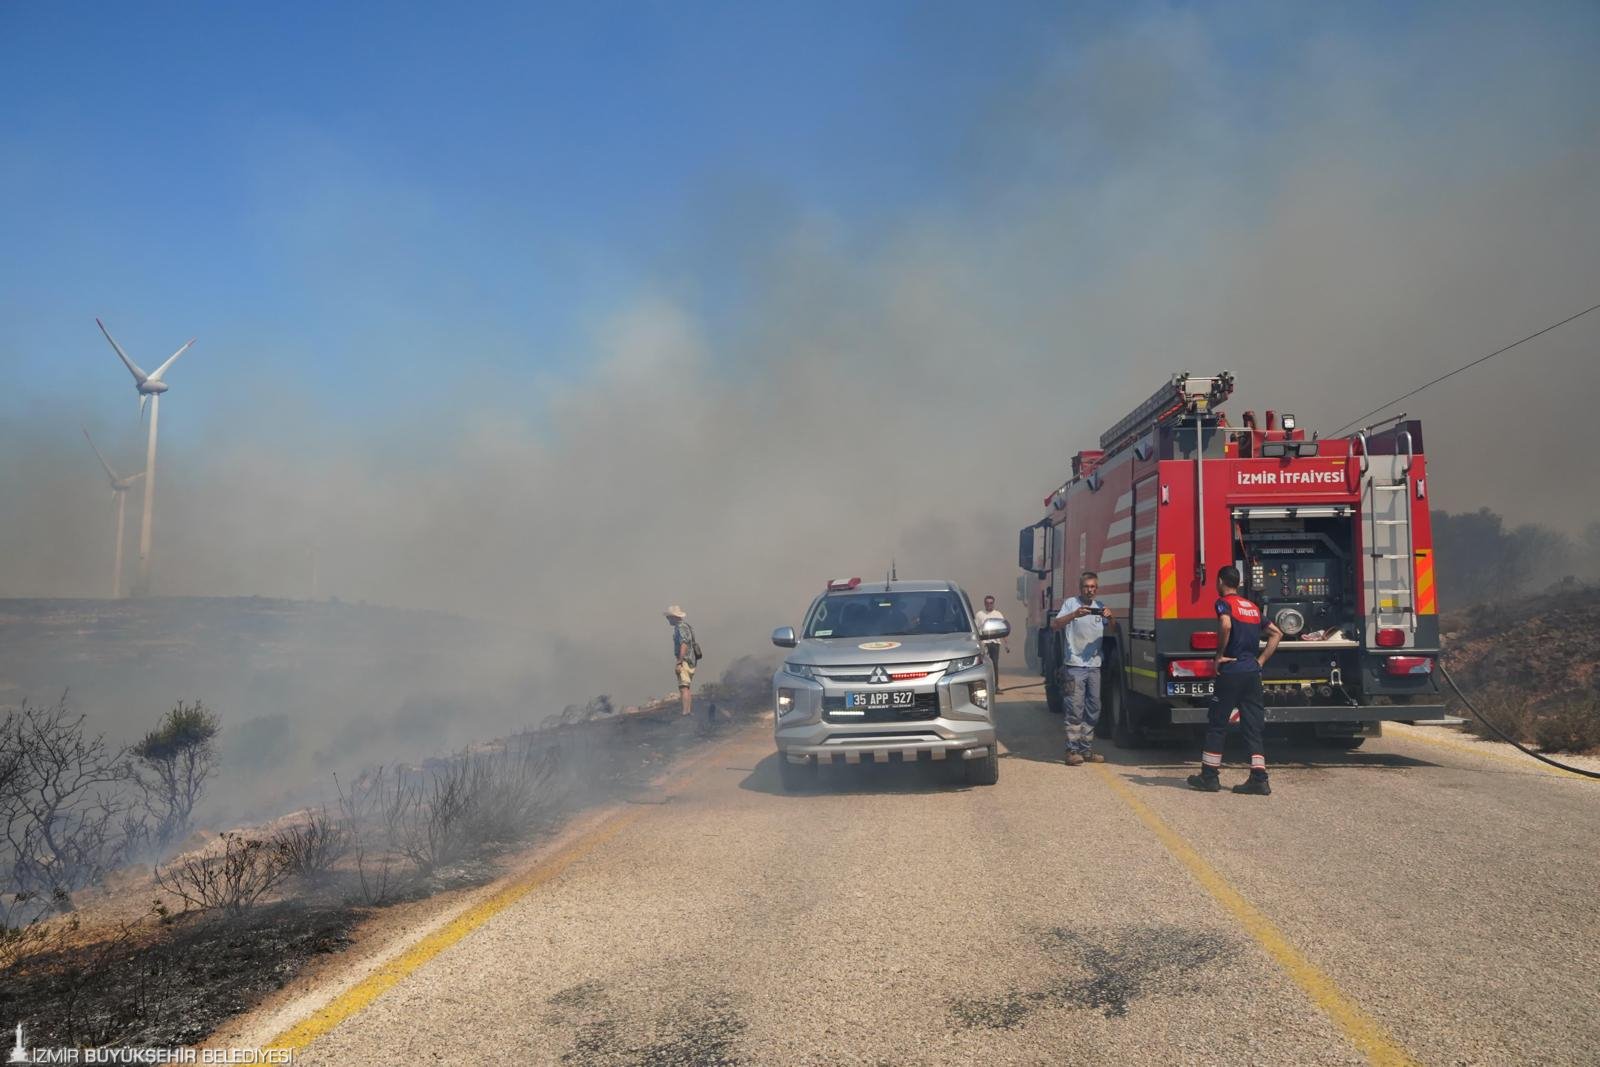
left=822, top=693, right=941, bottom=723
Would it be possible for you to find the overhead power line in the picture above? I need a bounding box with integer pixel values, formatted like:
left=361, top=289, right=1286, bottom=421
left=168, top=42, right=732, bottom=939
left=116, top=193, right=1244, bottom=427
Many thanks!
left=1332, top=300, right=1600, bottom=436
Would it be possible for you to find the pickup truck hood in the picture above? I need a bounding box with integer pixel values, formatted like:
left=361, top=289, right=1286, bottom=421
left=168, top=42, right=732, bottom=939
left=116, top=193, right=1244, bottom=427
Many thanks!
left=785, top=632, right=980, bottom=667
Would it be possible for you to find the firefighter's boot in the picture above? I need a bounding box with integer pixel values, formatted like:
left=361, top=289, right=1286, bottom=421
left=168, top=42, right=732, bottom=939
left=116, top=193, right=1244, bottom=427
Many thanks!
left=1187, top=770, right=1221, bottom=792
left=1232, top=774, right=1272, bottom=796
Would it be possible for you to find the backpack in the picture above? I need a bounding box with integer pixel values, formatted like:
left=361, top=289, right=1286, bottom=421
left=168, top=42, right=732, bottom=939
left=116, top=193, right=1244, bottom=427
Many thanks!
left=680, top=621, right=704, bottom=664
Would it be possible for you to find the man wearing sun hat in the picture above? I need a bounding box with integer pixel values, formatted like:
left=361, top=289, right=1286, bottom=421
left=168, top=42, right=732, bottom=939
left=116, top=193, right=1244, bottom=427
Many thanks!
left=665, top=605, right=699, bottom=717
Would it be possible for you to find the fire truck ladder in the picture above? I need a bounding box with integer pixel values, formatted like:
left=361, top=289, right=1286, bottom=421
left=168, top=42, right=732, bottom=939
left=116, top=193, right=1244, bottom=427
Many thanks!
left=1356, top=429, right=1416, bottom=645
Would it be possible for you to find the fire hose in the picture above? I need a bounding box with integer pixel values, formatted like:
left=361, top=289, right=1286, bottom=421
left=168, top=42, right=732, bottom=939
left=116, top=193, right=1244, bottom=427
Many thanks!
left=1437, top=662, right=1600, bottom=781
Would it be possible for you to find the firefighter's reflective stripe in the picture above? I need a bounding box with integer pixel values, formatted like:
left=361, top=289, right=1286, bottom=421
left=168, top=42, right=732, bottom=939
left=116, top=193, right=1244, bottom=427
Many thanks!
left=1158, top=553, right=1179, bottom=618
left=1415, top=548, right=1436, bottom=614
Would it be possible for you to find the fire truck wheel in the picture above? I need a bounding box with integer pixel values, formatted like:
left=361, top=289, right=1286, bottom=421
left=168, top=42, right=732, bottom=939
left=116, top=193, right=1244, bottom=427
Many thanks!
left=1107, top=681, right=1145, bottom=748
left=779, top=755, right=817, bottom=791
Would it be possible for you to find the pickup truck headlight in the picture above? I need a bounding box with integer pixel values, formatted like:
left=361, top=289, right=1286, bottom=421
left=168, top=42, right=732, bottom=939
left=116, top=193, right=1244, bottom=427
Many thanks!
left=776, top=688, right=796, bottom=715
left=783, top=662, right=818, bottom=680
left=946, top=655, right=982, bottom=674
left=968, top=682, right=989, bottom=709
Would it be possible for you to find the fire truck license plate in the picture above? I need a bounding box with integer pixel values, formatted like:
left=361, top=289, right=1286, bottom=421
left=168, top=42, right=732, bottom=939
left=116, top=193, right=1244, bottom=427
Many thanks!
left=846, top=691, right=916, bottom=709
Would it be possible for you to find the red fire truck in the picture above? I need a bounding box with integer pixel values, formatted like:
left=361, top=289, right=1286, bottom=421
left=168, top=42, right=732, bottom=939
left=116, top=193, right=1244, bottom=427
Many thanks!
left=1017, top=372, right=1444, bottom=747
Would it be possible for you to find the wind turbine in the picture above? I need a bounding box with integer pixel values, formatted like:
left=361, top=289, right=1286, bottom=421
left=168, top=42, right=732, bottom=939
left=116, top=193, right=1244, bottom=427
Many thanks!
left=96, top=318, right=196, bottom=595
left=82, top=429, right=143, bottom=598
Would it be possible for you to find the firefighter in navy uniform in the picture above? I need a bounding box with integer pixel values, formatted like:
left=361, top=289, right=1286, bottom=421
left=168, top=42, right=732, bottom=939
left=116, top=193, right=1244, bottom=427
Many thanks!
left=1188, top=565, right=1283, bottom=796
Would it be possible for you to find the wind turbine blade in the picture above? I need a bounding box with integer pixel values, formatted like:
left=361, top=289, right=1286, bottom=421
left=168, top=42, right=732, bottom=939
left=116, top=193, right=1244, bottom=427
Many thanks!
left=82, top=428, right=120, bottom=483
left=96, top=318, right=149, bottom=383
left=126, top=471, right=145, bottom=484
left=139, top=394, right=149, bottom=421
left=147, top=338, right=195, bottom=383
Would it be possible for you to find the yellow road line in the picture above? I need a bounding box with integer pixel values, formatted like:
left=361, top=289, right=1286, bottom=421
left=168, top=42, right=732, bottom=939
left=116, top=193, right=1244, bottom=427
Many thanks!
left=1385, top=723, right=1592, bottom=780
left=1091, top=764, right=1419, bottom=1067
left=265, top=729, right=754, bottom=1056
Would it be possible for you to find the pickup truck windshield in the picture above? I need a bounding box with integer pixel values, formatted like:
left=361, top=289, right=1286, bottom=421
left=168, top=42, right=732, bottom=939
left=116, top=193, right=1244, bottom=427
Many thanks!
left=805, top=591, right=971, bottom=638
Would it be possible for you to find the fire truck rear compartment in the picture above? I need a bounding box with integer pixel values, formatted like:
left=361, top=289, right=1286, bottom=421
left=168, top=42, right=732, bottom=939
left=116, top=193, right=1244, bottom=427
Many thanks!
left=1237, top=514, right=1354, bottom=643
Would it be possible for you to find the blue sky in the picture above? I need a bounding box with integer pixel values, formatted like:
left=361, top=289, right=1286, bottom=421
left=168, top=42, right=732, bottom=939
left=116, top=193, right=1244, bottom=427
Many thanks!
left=1, top=2, right=1096, bottom=420
left=5, top=2, right=1591, bottom=429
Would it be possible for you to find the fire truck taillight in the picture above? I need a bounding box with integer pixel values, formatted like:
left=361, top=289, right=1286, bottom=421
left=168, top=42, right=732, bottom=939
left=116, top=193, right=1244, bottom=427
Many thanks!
left=1189, top=632, right=1219, bottom=651
left=1384, top=656, right=1432, bottom=676
left=1376, top=628, right=1405, bottom=648
left=1167, top=659, right=1217, bottom=679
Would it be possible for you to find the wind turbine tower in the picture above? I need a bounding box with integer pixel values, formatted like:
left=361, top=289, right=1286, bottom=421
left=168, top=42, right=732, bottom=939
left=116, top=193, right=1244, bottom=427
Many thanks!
left=96, top=319, right=195, bottom=595
left=82, top=429, right=143, bottom=598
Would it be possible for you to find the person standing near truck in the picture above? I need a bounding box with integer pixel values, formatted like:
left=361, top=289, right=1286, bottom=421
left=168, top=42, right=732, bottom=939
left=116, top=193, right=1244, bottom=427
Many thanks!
left=974, top=594, right=1009, bottom=672
left=1051, top=571, right=1114, bottom=765
left=1188, top=566, right=1283, bottom=795
left=665, top=605, right=700, bottom=718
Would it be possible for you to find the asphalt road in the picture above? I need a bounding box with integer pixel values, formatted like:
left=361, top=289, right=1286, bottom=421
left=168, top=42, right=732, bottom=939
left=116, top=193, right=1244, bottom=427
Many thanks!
left=272, top=676, right=1600, bottom=1065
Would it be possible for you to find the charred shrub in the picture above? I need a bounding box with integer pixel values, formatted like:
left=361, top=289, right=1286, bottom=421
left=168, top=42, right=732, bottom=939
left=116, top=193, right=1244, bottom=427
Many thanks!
left=386, top=748, right=560, bottom=874
left=152, top=832, right=288, bottom=916
left=340, top=736, right=564, bottom=878
left=461, top=737, right=561, bottom=844
left=272, top=807, right=352, bottom=882
left=0, top=697, right=133, bottom=901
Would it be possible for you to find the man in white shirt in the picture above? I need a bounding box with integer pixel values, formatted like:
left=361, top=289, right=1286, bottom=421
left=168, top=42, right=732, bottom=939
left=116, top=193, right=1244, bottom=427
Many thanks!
left=974, top=594, right=1009, bottom=677
left=1050, top=571, right=1115, bottom=765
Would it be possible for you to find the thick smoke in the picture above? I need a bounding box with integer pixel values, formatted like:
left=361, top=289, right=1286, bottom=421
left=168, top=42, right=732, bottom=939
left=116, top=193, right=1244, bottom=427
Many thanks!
left=1, top=7, right=1597, bottom=793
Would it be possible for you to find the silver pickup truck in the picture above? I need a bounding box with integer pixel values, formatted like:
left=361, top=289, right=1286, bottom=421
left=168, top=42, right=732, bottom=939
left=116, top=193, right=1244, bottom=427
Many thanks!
left=770, top=578, right=1010, bottom=791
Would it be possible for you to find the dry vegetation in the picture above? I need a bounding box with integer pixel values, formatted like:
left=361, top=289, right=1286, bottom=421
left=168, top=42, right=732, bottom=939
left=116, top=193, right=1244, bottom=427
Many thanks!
left=0, top=654, right=775, bottom=1049
left=1441, top=586, right=1600, bottom=754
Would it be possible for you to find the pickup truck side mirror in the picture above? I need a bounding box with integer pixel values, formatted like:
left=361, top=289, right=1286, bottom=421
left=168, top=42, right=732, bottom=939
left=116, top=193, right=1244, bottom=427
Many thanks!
left=979, top=617, right=1011, bottom=640
left=771, top=626, right=798, bottom=648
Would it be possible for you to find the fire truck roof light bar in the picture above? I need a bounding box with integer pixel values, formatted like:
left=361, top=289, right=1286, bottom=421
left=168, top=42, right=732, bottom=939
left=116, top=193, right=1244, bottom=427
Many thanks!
left=1099, top=371, right=1234, bottom=452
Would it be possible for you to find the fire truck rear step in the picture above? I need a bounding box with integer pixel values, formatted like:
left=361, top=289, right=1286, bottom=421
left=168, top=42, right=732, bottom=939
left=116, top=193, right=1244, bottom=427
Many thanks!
left=1169, top=704, right=1446, bottom=725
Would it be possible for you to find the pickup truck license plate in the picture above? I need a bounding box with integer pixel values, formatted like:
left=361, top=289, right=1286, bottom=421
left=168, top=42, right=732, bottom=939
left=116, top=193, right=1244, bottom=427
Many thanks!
left=845, top=691, right=915, bottom=709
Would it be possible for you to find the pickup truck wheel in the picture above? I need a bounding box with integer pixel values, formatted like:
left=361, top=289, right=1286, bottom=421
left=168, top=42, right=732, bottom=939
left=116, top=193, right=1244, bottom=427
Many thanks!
left=778, top=755, right=816, bottom=791
left=965, top=746, right=1000, bottom=786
